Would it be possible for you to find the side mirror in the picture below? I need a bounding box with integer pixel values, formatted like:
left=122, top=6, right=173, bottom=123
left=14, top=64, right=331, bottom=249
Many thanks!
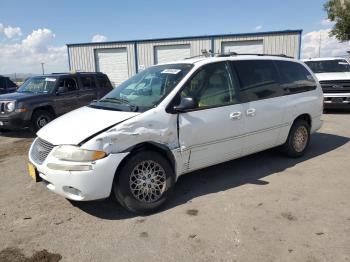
left=173, top=97, right=197, bottom=112
left=56, top=86, right=68, bottom=95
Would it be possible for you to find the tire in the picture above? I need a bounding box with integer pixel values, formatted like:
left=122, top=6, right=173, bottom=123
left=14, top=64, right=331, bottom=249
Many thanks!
left=30, top=110, right=54, bottom=133
left=281, top=119, right=310, bottom=158
left=113, top=150, right=175, bottom=214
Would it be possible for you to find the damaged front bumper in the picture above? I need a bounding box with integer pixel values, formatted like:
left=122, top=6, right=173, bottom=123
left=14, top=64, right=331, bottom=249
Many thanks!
left=28, top=144, right=129, bottom=201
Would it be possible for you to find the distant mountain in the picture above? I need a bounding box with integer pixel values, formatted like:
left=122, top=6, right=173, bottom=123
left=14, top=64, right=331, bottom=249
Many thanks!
left=1, top=73, right=38, bottom=80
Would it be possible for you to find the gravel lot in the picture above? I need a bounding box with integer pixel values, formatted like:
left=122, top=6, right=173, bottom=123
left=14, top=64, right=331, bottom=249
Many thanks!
left=0, top=113, right=349, bottom=262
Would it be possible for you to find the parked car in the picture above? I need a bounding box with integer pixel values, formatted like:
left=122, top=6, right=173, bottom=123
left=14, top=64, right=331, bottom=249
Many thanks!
left=303, top=57, right=350, bottom=109
left=0, top=72, right=113, bottom=132
left=28, top=55, right=323, bottom=214
left=0, top=75, right=17, bottom=94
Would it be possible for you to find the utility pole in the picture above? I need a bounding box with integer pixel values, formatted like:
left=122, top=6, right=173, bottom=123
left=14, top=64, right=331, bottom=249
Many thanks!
left=41, top=63, right=45, bottom=75
left=318, top=32, right=322, bottom=58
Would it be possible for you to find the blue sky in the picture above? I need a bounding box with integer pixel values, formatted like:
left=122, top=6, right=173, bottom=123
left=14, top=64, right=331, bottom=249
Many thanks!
left=0, top=0, right=349, bottom=73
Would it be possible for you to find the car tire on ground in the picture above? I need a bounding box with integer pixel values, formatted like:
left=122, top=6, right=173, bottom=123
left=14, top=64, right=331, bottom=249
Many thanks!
left=113, top=150, right=175, bottom=214
left=281, top=119, right=311, bottom=158
left=30, top=110, right=54, bottom=133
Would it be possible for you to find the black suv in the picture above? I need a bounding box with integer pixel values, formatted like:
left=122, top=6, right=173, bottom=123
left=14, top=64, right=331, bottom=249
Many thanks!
left=0, top=76, right=17, bottom=94
left=0, top=72, right=113, bottom=132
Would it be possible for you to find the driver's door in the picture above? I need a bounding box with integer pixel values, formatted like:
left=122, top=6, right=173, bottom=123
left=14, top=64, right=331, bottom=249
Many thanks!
left=177, top=62, right=245, bottom=172
left=54, top=77, right=79, bottom=116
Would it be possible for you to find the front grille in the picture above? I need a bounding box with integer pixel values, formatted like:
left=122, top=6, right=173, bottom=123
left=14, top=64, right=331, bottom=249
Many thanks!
left=30, top=138, right=55, bottom=165
left=319, top=80, right=350, bottom=93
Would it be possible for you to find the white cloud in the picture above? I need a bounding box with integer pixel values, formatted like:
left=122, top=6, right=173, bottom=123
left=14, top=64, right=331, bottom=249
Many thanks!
left=302, top=28, right=350, bottom=59
left=0, top=23, right=4, bottom=32
left=92, top=34, right=108, bottom=42
left=3, top=26, right=22, bottom=38
left=0, top=27, right=67, bottom=74
left=255, top=25, right=263, bottom=31
left=320, top=19, right=335, bottom=27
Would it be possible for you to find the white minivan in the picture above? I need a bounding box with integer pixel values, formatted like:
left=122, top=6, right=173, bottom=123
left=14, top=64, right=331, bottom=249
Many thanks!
left=28, top=55, right=323, bottom=213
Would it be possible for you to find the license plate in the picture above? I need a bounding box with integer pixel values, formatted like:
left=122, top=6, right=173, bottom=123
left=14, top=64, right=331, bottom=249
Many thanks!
left=28, top=163, right=39, bottom=182
left=332, top=97, right=343, bottom=103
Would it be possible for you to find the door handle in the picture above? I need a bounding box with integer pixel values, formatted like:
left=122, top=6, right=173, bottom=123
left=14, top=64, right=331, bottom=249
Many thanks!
left=229, top=111, right=242, bottom=120
left=246, top=108, right=256, bottom=117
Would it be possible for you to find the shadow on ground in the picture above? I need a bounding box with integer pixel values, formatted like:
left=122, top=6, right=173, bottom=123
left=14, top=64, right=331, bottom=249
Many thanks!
left=72, top=132, right=349, bottom=220
left=0, top=128, right=35, bottom=138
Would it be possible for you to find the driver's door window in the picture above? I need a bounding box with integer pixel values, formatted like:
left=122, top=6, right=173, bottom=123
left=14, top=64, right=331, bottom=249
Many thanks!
left=58, top=78, right=78, bottom=93
left=180, top=62, right=237, bottom=109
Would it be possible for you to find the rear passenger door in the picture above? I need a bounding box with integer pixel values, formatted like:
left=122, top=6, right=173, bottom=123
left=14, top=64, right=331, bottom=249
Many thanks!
left=78, top=75, right=98, bottom=106
left=178, top=62, right=245, bottom=172
left=231, top=60, right=286, bottom=155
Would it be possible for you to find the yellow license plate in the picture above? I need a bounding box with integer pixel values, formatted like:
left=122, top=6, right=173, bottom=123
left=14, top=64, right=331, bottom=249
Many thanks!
left=28, top=163, right=38, bottom=182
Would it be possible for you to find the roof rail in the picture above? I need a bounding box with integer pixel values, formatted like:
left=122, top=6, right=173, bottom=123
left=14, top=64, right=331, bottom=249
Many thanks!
left=216, top=52, right=293, bottom=59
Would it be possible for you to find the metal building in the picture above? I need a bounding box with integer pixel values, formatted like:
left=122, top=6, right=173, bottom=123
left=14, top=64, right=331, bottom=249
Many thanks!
left=67, top=30, right=302, bottom=86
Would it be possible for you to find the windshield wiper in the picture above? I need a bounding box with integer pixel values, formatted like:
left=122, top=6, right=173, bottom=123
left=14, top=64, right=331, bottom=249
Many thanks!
left=99, top=97, right=139, bottom=112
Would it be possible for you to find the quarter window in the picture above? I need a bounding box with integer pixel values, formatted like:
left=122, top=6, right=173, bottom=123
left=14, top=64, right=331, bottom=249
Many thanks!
left=180, top=62, right=237, bottom=109
left=232, top=60, right=282, bottom=102
left=275, top=61, right=317, bottom=94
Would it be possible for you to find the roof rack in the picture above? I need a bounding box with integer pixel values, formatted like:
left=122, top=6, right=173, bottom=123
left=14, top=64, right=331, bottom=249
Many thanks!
left=216, top=52, right=293, bottom=58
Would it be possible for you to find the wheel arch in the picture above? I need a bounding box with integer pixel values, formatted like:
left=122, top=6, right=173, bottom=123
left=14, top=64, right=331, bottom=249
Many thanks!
left=293, top=113, right=311, bottom=128
left=114, top=141, right=176, bottom=180
left=31, top=105, right=56, bottom=119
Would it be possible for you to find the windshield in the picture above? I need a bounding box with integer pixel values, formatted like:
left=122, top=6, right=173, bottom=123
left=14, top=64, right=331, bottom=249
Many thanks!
left=17, top=77, right=57, bottom=94
left=90, top=63, right=193, bottom=112
left=305, top=59, right=350, bottom=73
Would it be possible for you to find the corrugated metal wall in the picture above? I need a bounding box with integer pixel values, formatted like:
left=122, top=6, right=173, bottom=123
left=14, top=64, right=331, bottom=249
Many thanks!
left=68, top=42, right=136, bottom=78
left=67, top=31, right=301, bottom=78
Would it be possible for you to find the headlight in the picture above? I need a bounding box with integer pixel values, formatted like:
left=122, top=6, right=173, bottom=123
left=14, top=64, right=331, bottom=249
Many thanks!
left=5, top=102, right=15, bottom=112
left=52, top=145, right=107, bottom=162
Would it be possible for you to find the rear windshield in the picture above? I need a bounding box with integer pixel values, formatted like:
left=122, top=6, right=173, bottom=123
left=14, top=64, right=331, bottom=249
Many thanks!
left=304, top=59, right=350, bottom=73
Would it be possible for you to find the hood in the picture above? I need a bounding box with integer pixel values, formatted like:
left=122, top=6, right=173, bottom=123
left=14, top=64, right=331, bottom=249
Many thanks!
left=315, top=72, right=350, bottom=82
left=0, top=92, right=47, bottom=101
left=37, top=106, right=140, bottom=145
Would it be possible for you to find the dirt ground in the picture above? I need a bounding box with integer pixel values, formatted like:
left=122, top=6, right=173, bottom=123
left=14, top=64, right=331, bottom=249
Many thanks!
left=0, top=113, right=349, bottom=262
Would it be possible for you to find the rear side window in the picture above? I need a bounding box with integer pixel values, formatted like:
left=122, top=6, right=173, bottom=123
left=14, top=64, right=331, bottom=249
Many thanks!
left=81, top=76, right=96, bottom=89
left=97, top=76, right=112, bottom=89
left=275, top=61, right=317, bottom=94
left=232, top=60, right=282, bottom=102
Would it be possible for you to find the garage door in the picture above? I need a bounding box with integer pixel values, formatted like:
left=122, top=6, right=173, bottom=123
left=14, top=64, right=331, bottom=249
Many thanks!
left=154, top=44, right=191, bottom=64
left=95, top=48, right=129, bottom=87
left=221, top=40, right=263, bottom=54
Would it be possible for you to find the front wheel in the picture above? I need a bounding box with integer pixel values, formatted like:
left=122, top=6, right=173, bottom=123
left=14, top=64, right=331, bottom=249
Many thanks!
left=281, top=119, right=310, bottom=158
left=113, top=150, right=175, bottom=214
left=30, top=110, right=54, bottom=133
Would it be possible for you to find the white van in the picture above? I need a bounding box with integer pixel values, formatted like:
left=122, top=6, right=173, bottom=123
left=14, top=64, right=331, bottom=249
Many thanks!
left=303, top=57, right=350, bottom=109
left=28, top=55, right=323, bottom=213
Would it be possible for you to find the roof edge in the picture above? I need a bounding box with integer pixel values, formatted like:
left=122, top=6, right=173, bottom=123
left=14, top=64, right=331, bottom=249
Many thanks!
left=67, top=29, right=303, bottom=47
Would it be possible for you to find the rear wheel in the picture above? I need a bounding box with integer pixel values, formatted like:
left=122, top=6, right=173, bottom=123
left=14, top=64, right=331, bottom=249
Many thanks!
left=30, top=110, right=54, bottom=133
left=281, top=119, right=310, bottom=158
left=114, top=150, right=175, bottom=214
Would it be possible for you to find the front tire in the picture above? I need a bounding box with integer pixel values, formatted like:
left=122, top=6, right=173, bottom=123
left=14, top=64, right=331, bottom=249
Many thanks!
left=281, top=119, right=310, bottom=158
left=30, top=110, right=54, bottom=133
left=114, top=150, right=175, bottom=214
